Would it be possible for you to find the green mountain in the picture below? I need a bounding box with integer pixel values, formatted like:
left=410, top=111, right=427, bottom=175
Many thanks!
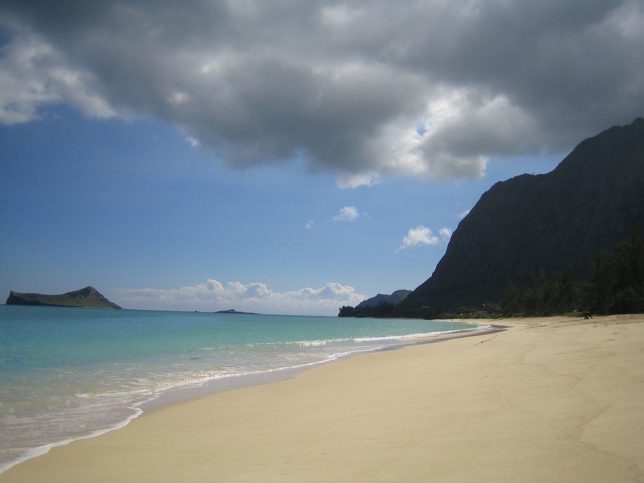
left=400, top=118, right=644, bottom=317
left=6, top=286, right=121, bottom=309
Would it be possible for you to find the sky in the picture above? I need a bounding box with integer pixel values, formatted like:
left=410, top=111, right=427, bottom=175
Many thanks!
left=1, top=0, right=643, bottom=315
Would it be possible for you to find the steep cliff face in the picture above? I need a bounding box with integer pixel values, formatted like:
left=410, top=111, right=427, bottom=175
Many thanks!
left=6, top=286, right=121, bottom=309
left=401, top=118, right=644, bottom=316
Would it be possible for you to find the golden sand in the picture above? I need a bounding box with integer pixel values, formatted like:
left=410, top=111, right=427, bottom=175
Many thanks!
left=2, top=315, right=643, bottom=482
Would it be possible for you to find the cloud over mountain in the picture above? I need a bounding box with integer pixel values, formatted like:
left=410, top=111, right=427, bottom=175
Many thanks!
left=1, top=0, right=643, bottom=185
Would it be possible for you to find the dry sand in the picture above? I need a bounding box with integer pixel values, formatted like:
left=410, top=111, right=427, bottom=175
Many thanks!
left=2, top=315, right=644, bottom=482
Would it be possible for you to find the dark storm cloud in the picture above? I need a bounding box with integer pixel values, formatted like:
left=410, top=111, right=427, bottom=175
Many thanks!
left=1, top=0, right=643, bottom=185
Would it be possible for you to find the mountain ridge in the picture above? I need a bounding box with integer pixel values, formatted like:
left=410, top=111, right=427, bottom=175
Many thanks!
left=399, top=118, right=644, bottom=317
left=356, top=290, right=411, bottom=309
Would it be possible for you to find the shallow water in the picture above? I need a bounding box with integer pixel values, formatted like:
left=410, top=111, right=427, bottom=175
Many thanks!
left=0, top=305, right=479, bottom=471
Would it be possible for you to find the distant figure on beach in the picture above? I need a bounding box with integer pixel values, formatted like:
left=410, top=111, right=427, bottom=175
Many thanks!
left=584, top=310, right=593, bottom=320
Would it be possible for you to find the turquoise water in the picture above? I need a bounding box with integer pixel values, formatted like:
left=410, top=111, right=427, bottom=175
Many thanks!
left=0, top=305, right=481, bottom=472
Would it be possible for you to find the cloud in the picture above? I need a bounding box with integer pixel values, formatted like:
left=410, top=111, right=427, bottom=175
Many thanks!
left=398, top=225, right=439, bottom=251
left=1, top=1, right=643, bottom=183
left=185, top=135, right=200, bottom=148
left=305, top=219, right=315, bottom=230
left=333, top=206, right=359, bottom=222
left=109, top=278, right=366, bottom=316
left=0, top=24, right=114, bottom=124
left=336, top=173, right=379, bottom=189
left=438, top=227, right=452, bottom=240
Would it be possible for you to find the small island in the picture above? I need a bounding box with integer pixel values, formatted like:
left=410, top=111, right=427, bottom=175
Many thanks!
left=6, top=286, right=121, bottom=309
left=214, top=309, right=258, bottom=315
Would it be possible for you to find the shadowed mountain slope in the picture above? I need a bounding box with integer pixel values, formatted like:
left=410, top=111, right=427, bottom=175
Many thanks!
left=400, top=118, right=644, bottom=317
left=356, top=290, right=411, bottom=309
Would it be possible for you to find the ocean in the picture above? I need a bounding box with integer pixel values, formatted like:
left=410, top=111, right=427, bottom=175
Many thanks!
left=0, top=305, right=482, bottom=472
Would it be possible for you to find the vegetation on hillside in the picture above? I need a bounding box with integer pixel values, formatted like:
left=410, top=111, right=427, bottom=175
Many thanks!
left=339, top=302, right=397, bottom=318
left=499, top=234, right=644, bottom=316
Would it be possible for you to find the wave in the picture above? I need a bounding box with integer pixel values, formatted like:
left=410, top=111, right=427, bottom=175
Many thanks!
left=195, top=321, right=489, bottom=353
left=0, top=400, right=147, bottom=475
left=261, top=324, right=488, bottom=348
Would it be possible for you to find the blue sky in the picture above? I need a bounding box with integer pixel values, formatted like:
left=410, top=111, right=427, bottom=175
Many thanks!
left=1, top=1, right=642, bottom=314
left=0, top=106, right=560, bottom=314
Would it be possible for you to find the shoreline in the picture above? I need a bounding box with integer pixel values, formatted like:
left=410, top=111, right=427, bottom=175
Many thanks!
left=3, top=315, right=644, bottom=482
left=0, top=321, right=490, bottom=475
left=144, top=321, right=496, bottom=411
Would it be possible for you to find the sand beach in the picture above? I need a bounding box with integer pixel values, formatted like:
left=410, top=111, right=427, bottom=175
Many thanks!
left=2, top=314, right=643, bottom=482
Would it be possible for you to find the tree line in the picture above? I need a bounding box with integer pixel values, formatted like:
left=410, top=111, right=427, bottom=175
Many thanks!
left=338, top=302, right=397, bottom=318
left=500, top=234, right=644, bottom=316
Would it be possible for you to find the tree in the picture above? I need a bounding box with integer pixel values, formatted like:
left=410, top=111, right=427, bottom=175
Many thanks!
left=338, top=305, right=356, bottom=317
left=588, top=234, right=644, bottom=313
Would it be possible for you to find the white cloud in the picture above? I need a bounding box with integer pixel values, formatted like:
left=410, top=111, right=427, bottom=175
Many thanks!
left=458, top=209, right=471, bottom=219
left=333, top=206, right=359, bottom=222
left=396, top=225, right=452, bottom=252
left=439, top=227, right=452, bottom=240
left=109, top=278, right=366, bottom=316
left=305, top=220, right=315, bottom=230
left=398, top=225, right=439, bottom=251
